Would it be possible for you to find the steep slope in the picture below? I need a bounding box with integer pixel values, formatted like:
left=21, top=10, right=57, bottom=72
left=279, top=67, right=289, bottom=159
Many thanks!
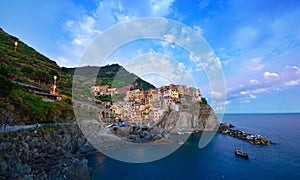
left=0, top=28, right=72, bottom=95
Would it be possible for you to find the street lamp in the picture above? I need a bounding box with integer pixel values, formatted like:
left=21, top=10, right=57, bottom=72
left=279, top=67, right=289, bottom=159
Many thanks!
left=53, top=75, right=57, bottom=94
left=14, top=41, right=18, bottom=52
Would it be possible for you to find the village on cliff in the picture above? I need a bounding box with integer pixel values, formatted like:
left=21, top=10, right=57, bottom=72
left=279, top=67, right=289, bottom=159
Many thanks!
left=90, top=84, right=203, bottom=122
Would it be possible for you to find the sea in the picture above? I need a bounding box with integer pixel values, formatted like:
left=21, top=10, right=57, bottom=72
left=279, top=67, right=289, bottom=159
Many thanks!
left=86, top=113, right=300, bottom=179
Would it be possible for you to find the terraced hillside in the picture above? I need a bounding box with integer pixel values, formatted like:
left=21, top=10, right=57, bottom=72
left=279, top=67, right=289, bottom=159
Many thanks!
left=0, top=28, right=154, bottom=125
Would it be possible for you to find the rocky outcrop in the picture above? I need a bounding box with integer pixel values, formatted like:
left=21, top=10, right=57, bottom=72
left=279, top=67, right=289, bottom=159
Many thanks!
left=218, top=122, right=275, bottom=145
left=157, top=105, right=219, bottom=133
left=0, top=124, right=96, bottom=179
left=106, top=105, right=219, bottom=144
left=112, top=126, right=169, bottom=143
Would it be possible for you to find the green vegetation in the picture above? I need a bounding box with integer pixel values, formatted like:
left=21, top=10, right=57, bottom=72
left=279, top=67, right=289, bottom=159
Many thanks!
left=2, top=85, right=74, bottom=124
left=0, top=74, right=14, bottom=97
left=0, top=75, right=74, bottom=124
left=0, top=28, right=73, bottom=95
left=200, top=98, right=208, bottom=105
left=78, top=64, right=155, bottom=90
left=95, top=95, right=112, bottom=103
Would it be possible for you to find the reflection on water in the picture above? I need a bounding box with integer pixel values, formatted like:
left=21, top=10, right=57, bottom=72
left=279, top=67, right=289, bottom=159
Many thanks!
left=96, top=154, right=105, bottom=166
left=98, top=133, right=192, bottom=163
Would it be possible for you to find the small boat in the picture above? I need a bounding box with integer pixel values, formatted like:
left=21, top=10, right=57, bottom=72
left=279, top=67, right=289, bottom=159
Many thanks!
left=235, top=149, right=249, bottom=159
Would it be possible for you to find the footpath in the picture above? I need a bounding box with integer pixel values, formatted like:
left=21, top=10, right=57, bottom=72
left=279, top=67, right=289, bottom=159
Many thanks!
left=0, top=122, right=76, bottom=134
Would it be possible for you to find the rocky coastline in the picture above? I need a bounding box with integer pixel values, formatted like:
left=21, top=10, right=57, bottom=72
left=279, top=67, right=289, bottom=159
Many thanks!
left=0, top=104, right=219, bottom=179
left=218, top=123, right=275, bottom=145
left=0, top=124, right=96, bottom=180
left=110, top=105, right=219, bottom=143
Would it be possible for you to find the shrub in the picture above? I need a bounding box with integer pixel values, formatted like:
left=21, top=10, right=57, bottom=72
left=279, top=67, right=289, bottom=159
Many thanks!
left=0, top=74, right=14, bottom=97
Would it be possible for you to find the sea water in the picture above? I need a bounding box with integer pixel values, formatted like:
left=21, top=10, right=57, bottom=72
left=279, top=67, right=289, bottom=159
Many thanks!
left=87, top=113, right=300, bottom=179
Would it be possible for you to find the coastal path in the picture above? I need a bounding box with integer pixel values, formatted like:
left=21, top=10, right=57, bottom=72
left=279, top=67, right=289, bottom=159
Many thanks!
left=0, top=122, right=77, bottom=134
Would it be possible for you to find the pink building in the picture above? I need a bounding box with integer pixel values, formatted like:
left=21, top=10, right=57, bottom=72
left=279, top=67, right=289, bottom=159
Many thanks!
left=116, top=85, right=134, bottom=94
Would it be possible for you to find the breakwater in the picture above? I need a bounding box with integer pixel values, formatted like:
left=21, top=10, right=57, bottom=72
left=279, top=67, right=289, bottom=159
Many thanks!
left=218, top=123, right=275, bottom=145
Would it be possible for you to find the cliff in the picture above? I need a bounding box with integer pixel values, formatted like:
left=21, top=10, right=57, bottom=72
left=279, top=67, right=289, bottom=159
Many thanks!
left=157, top=104, right=219, bottom=133
left=0, top=124, right=96, bottom=179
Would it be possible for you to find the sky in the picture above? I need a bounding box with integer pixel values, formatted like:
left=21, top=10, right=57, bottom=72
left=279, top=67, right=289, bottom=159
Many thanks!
left=1, top=0, right=300, bottom=113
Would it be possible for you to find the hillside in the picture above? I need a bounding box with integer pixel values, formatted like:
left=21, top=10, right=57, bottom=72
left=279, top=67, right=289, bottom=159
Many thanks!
left=0, top=28, right=154, bottom=93
left=65, top=64, right=155, bottom=90
left=0, top=28, right=154, bottom=125
left=0, top=28, right=72, bottom=95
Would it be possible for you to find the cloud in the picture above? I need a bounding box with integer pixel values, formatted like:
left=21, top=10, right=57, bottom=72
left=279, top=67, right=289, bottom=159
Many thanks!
left=249, top=57, right=265, bottom=71
left=149, top=0, right=175, bottom=17
left=239, top=88, right=265, bottom=96
left=252, top=88, right=266, bottom=94
left=189, top=52, right=201, bottom=62
left=193, top=25, right=203, bottom=35
left=198, top=0, right=211, bottom=9
left=227, top=64, right=300, bottom=105
left=124, top=54, right=194, bottom=87
left=281, top=65, right=300, bottom=80
left=250, top=79, right=259, bottom=85
left=285, top=79, right=300, bottom=86
left=60, top=0, right=175, bottom=67
left=56, top=56, right=70, bottom=66
left=211, top=90, right=224, bottom=99
left=67, top=15, right=101, bottom=46
left=263, top=71, right=279, bottom=80
left=240, top=91, right=247, bottom=95
left=163, top=34, right=175, bottom=42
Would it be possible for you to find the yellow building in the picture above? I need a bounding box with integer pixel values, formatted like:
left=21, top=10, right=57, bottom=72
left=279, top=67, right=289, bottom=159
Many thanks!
left=171, top=89, right=179, bottom=99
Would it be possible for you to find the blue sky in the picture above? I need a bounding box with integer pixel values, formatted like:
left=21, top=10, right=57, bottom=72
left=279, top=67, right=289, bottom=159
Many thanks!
left=1, top=0, right=300, bottom=113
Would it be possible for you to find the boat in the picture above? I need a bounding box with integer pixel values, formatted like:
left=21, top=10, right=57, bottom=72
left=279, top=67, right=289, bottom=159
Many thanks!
left=235, top=149, right=249, bottom=159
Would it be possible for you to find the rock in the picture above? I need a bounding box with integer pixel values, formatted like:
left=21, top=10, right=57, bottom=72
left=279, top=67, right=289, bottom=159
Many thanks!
left=0, top=161, right=8, bottom=175
left=157, top=105, right=219, bottom=133
left=46, top=145, right=58, bottom=154
left=128, top=134, right=137, bottom=140
left=0, top=124, right=93, bottom=179
left=229, top=124, right=235, bottom=128
left=218, top=123, right=229, bottom=132
left=78, top=142, right=96, bottom=155
left=62, top=157, right=91, bottom=180
left=23, top=175, right=33, bottom=180
left=152, top=134, right=162, bottom=141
